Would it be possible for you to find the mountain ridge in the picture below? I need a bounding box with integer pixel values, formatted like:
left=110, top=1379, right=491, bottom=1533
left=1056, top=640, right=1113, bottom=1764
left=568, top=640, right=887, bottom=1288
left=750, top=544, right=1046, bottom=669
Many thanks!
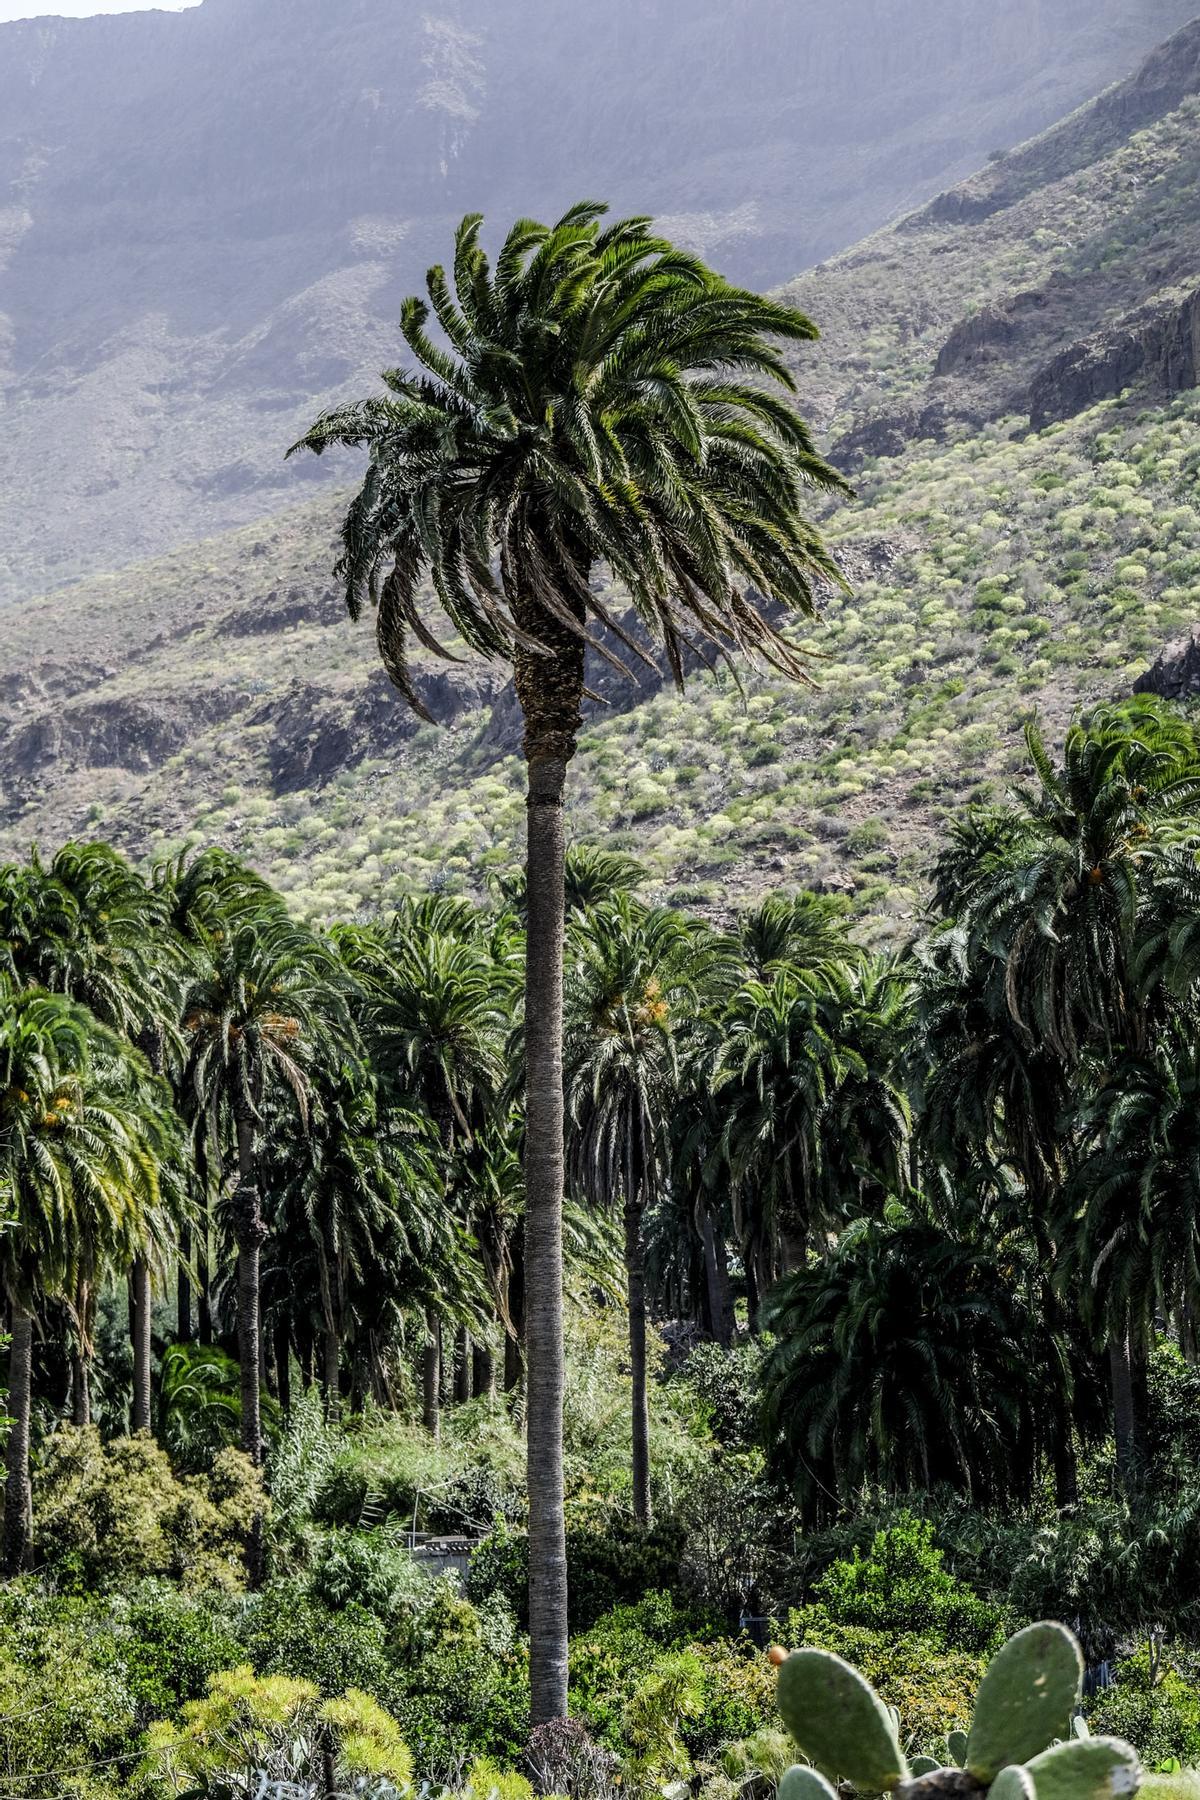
left=2, top=0, right=1198, bottom=599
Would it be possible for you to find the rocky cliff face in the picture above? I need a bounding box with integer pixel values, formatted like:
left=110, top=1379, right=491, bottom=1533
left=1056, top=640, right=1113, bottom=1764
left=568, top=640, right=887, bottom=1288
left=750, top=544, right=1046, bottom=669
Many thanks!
left=1, top=0, right=1196, bottom=602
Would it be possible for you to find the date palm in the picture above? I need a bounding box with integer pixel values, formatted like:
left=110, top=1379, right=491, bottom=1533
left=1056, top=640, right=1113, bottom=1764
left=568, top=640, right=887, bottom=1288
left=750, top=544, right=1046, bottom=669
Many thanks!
left=0, top=843, right=188, bottom=1428
left=182, top=908, right=350, bottom=1577
left=761, top=1201, right=1050, bottom=1519
left=0, top=990, right=173, bottom=1570
left=564, top=898, right=716, bottom=1523
left=294, top=200, right=843, bottom=1720
left=714, top=960, right=909, bottom=1288
left=938, top=699, right=1200, bottom=1480
left=335, top=908, right=513, bottom=1434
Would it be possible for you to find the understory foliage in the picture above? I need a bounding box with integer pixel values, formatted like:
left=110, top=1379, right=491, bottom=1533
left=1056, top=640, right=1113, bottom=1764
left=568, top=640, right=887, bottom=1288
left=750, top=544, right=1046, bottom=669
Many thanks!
left=4, top=700, right=1200, bottom=1791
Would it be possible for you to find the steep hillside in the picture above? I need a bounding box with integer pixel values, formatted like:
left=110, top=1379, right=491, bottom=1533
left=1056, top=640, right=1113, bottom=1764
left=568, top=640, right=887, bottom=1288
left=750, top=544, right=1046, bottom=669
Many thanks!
left=1, top=18, right=1199, bottom=935
left=1, top=0, right=1197, bottom=600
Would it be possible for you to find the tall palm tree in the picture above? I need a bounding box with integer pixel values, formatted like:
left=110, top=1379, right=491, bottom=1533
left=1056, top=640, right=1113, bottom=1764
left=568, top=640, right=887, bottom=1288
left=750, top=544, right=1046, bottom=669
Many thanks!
left=0, top=843, right=189, bottom=1428
left=336, top=907, right=513, bottom=1435
left=268, top=1062, right=459, bottom=1412
left=182, top=908, right=349, bottom=1576
left=293, top=202, right=843, bottom=1720
left=156, top=848, right=281, bottom=1348
left=933, top=699, right=1200, bottom=1480
left=713, top=960, right=909, bottom=1293
left=0, top=990, right=172, bottom=1570
left=564, top=898, right=714, bottom=1523
left=1062, top=1028, right=1200, bottom=1445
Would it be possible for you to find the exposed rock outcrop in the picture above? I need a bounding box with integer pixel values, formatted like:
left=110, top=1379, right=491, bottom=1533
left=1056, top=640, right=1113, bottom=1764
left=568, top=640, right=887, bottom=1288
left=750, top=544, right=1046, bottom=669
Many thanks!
left=935, top=288, right=1057, bottom=376
left=254, top=665, right=506, bottom=793
left=1134, top=627, right=1200, bottom=701
left=3, top=688, right=244, bottom=776
left=1027, top=285, right=1200, bottom=429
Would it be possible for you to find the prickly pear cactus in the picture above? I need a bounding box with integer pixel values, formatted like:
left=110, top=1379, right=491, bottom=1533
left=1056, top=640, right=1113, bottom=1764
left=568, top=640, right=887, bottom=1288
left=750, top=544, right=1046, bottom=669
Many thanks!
left=966, top=1623, right=1083, bottom=1779
left=776, top=1646, right=909, bottom=1790
left=773, top=1624, right=1142, bottom=1800
left=780, top=1765, right=841, bottom=1800
left=1026, top=1738, right=1140, bottom=1800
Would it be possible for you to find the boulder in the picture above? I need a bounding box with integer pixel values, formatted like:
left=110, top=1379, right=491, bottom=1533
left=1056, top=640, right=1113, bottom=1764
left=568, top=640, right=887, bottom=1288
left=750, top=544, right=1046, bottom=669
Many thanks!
left=1133, top=626, right=1200, bottom=701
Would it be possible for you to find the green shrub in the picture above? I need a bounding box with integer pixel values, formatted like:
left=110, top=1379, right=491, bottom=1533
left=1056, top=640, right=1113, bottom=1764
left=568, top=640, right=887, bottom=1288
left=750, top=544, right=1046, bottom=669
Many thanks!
left=670, top=1342, right=768, bottom=1450
left=0, top=1585, right=137, bottom=1800
left=571, top=1594, right=775, bottom=1767
left=781, top=1610, right=985, bottom=1753
left=810, top=1513, right=1007, bottom=1653
left=238, top=1581, right=395, bottom=1698
left=33, top=1428, right=262, bottom=1592
left=108, top=1581, right=242, bottom=1719
left=1089, top=1649, right=1200, bottom=1767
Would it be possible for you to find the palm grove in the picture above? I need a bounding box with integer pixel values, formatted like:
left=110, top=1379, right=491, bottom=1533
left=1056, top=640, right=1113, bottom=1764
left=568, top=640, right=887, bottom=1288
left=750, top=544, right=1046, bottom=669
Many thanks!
left=3, top=204, right=1200, bottom=1717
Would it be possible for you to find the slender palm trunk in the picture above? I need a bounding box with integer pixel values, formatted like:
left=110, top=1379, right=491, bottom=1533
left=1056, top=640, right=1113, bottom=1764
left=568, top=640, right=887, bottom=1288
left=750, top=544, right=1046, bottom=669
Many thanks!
left=232, top=1105, right=266, bottom=1584
left=1110, top=1321, right=1138, bottom=1488
left=422, top=1309, right=441, bottom=1440
left=275, top=1317, right=292, bottom=1414
left=130, top=1258, right=153, bottom=1433
left=624, top=1196, right=652, bottom=1527
left=177, top=1226, right=193, bottom=1344
left=504, top=1236, right=525, bottom=1392
left=324, top=1324, right=341, bottom=1413
left=3, top=1306, right=34, bottom=1574
left=473, top=1340, right=495, bottom=1398
left=454, top=1328, right=471, bottom=1404
left=523, top=744, right=571, bottom=1724
left=197, top=1194, right=213, bottom=1343
left=701, top=1208, right=733, bottom=1347
left=744, top=1250, right=761, bottom=1338
left=71, top=1351, right=91, bottom=1428
left=71, top=1278, right=93, bottom=1428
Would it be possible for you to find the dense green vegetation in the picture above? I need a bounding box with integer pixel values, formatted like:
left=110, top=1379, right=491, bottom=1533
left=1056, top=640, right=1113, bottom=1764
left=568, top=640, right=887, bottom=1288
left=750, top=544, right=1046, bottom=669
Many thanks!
left=4, top=697, right=1200, bottom=1793
left=2, top=43, right=1200, bottom=1800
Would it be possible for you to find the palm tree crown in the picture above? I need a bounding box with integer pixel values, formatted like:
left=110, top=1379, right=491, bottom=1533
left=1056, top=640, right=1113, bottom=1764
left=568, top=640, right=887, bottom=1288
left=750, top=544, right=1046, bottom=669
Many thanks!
left=292, top=200, right=846, bottom=738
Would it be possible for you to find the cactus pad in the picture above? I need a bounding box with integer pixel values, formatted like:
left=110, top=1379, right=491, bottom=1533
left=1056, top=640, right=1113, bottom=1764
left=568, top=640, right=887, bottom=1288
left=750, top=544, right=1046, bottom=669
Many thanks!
left=948, top=1734, right=969, bottom=1769
left=991, top=1766, right=1038, bottom=1800
left=777, top=1647, right=908, bottom=1790
left=1026, top=1737, right=1140, bottom=1800
left=780, top=1765, right=841, bottom=1800
left=966, top=1622, right=1083, bottom=1779
left=910, top=1758, right=942, bottom=1777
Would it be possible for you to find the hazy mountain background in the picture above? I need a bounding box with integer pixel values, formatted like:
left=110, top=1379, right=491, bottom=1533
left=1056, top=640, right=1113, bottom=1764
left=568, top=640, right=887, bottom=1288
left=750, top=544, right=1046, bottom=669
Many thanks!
left=1, top=0, right=1197, bottom=600
left=2, top=8, right=1199, bottom=934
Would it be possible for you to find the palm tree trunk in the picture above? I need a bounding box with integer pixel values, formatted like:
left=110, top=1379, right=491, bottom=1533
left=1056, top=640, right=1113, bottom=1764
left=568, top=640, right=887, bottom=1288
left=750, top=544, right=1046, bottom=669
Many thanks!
left=454, top=1328, right=471, bottom=1404
left=701, top=1208, right=733, bottom=1347
left=504, top=1234, right=525, bottom=1392
left=198, top=1195, right=212, bottom=1343
left=744, top=1249, right=761, bottom=1338
left=422, top=1309, right=441, bottom=1440
left=3, top=1306, right=34, bottom=1575
left=625, top=1197, right=652, bottom=1527
left=1110, top=1322, right=1138, bottom=1488
left=324, top=1324, right=341, bottom=1413
left=523, top=742, right=571, bottom=1725
left=232, top=1106, right=266, bottom=1584
left=177, top=1225, right=193, bottom=1344
left=275, top=1317, right=292, bottom=1414
left=130, top=1258, right=153, bottom=1433
left=473, top=1340, right=495, bottom=1398
left=71, top=1350, right=91, bottom=1428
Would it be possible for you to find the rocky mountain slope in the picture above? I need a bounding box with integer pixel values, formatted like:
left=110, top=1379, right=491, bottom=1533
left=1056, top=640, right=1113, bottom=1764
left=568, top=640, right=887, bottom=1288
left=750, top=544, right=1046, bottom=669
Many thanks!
left=2, top=0, right=1197, bottom=601
left=1, top=16, right=1199, bottom=934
